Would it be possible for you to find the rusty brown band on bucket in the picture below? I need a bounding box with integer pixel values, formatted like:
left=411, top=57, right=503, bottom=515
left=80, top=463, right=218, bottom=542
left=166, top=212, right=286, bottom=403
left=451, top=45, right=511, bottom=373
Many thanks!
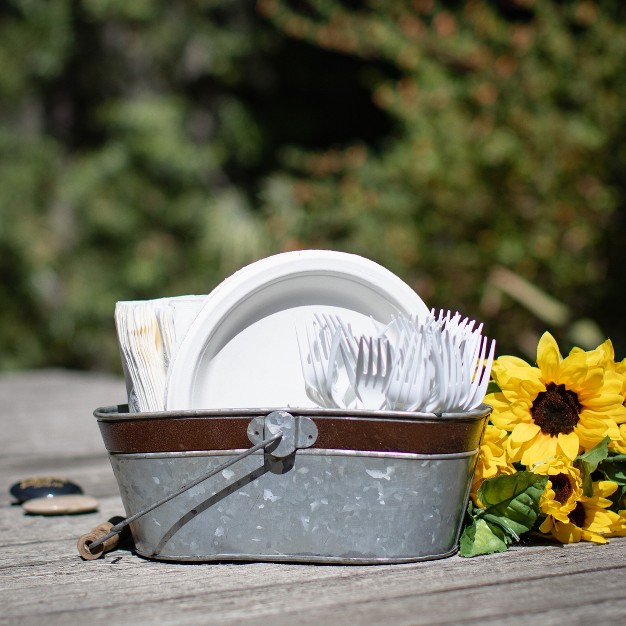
left=96, top=409, right=488, bottom=455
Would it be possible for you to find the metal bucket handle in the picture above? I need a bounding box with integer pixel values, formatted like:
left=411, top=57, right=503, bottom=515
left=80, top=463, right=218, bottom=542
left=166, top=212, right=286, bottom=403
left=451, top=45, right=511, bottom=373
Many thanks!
left=84, top=411, right=318, bottom=557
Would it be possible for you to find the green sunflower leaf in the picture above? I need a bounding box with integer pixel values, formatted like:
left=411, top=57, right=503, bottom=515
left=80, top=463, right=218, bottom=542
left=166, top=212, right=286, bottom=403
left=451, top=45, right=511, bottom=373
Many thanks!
left=601, top=454, right=626, bottom=466
left=482, top=513, right=521, bottom=542
left=459, top=518, right=509, bottom=557
left=575, top=437, right=611, bottom=497
left=477, top=472, right=548, bottom=536
left=465, top=500, right=483, bottom=520
left=607, top=484, right=626, bottom=512
left=599, top=457, right=626, bottom=510
left=600, top=458, right=626, bottom=483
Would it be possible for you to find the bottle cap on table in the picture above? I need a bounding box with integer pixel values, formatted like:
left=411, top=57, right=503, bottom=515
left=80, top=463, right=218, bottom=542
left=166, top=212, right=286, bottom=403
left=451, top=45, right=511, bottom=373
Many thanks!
left=22, top=494, right=99, bottom=515
left=9, top=476, right=83, bottom=503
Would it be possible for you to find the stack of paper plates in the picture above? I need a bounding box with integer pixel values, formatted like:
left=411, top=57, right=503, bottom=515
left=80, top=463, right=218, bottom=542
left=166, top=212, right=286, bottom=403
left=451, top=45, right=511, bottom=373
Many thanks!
left=165, top=250, right=428, bottom=410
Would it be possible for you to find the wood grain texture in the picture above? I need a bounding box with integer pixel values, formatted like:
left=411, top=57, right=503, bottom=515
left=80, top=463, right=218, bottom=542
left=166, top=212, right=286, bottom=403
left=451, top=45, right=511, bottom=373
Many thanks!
left=1, top=371, right=624, bottom=625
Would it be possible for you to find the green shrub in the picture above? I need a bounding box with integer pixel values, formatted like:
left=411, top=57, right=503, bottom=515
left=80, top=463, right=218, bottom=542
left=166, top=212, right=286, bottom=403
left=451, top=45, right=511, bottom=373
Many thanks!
left=1, top=0, right=625, bottom=371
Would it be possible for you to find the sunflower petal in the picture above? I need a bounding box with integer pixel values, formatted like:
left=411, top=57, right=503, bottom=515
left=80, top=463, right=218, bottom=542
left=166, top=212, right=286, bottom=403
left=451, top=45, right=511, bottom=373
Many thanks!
left=580, top=529, right=608, bottom=544
left=519, top=377, right=546, bottom=398
left=559, top=356, right=593, bottom=389
left=537, top=332, right=562, bottom=382
left=510, top=422, right=541, bottom=443
left=521, top=434, right=559, bottom=467
left=590, top=339, right=615, bottom=365
left=594, top=480, right=619, bottom=499
left=551, top=520, right=582, bottom=543
left=557, top=431, right=580, bottom=460
left=539, top=517, right=553, bottom=533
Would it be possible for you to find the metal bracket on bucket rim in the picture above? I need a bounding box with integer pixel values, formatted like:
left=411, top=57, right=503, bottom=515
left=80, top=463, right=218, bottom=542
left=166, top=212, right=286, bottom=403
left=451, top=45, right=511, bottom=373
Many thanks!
left=247, top=411, right=318, bottom=458
left=84, top=411, right=318, bottom=557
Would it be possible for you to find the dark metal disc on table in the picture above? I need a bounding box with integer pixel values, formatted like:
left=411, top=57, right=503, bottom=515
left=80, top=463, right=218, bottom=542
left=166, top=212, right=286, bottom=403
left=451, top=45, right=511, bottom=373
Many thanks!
left=9, top=477, right=83, bottom=503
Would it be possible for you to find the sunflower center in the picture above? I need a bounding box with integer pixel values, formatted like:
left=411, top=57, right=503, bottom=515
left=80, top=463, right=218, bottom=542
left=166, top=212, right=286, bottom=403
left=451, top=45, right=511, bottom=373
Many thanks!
left=550, top=473, right=573, bottom=504
left=531, top=382, right=581, bottom=437
left=568, top=501, right=586, bottom=528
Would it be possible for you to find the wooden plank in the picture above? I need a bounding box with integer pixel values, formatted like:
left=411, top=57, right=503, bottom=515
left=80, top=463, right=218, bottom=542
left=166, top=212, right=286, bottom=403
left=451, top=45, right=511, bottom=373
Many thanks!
left=2, top=538, right=625, bottom=625
left=1, top=371, right=625, bottom=625
left=0, top=370, right=124, bottom=502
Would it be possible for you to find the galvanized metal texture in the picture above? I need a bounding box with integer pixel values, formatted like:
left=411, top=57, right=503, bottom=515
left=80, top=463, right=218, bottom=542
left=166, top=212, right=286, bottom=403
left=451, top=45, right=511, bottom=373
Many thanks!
left=96, top=405, right=490, bottom=564
left=88, top=411, right=319, bottom=554
left=88, top=430, right=283, bottom=553
left=109, top=447, right=478, bottom=564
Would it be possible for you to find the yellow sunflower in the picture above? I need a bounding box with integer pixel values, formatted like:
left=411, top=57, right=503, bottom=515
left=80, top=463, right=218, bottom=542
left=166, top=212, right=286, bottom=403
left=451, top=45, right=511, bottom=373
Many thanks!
left=486, top=333, right=625, bottom=467
left=608, top=510, right=626, bottom=537
left=539, top=480, right=622, bottom=544
left=578, top=347, right=626, bottom=453
left=613, top=424, right=626, bottom=455
left=470, top=423, right=515, bottom=506
left=534, top=457, right=582, bottom=524
left=609, top=359, right=626, bottom=454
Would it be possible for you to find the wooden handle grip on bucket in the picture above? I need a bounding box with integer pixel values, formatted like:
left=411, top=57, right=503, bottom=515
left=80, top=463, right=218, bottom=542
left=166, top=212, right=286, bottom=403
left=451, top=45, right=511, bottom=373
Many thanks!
left=77, top=518, right=124, bottom=560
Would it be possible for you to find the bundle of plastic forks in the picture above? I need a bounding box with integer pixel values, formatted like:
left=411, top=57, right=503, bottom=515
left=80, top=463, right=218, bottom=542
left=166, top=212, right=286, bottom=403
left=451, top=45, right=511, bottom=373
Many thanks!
left=384, top=310, right=495, bottom=412
left=296, top=318, right=359, bottom=409
left=297, top=309, right=495, bottom=413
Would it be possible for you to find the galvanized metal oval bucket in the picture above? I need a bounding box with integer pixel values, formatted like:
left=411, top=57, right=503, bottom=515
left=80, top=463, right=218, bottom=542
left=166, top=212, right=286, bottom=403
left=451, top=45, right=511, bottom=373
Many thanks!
left=94, top=404, right=490, bottom=564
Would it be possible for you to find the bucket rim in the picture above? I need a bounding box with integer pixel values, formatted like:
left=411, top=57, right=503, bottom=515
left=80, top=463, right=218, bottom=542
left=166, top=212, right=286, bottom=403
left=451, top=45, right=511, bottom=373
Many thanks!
left=94, top=403, right=492, bottom=424
left=93, top=404, right=491, bottom=455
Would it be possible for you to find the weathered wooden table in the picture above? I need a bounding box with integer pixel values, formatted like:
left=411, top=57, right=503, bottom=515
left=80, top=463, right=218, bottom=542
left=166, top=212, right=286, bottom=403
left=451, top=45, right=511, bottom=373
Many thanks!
left=1, top=370, right=625, bottom=625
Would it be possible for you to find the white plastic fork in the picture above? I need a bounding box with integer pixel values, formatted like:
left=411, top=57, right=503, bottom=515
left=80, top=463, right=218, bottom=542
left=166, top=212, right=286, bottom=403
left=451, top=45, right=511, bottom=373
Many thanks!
left=315, top=313, right=360, bottom=393
left=354, top=336, right=394, bottom=410
left=296, top=322, right=332, bottom=407
left=462, top=337, right=496, bottom=410
left=297, top=319, right=361, bottom=409
left=423, top=328, right=446, bottom=413
left=300, top=310, right=494, bottom=413
left=316, top=321, right=357, bottom=409
left=315, top=313, right=360, bottom=362
left=385, top=330, right=431, bottom=411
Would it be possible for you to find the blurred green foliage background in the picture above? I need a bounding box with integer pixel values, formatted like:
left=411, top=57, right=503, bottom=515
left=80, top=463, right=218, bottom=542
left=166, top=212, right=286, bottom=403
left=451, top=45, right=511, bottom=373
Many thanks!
left=1, top=0, right=625, bottom=373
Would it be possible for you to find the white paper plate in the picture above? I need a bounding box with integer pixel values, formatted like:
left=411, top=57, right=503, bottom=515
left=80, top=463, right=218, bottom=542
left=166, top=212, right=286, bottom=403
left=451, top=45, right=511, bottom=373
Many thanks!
left=165, top=250, right=428, bottom=410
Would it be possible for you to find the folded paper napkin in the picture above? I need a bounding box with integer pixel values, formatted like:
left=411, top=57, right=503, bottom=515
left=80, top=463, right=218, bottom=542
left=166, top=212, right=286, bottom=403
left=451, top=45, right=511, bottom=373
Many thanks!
left=115, top=296, right=204, bottom=412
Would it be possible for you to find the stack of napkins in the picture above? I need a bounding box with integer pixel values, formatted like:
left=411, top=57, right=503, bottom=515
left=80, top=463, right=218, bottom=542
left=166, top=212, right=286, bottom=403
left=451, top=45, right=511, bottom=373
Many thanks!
left=115, top=296, right=204, bottom=412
